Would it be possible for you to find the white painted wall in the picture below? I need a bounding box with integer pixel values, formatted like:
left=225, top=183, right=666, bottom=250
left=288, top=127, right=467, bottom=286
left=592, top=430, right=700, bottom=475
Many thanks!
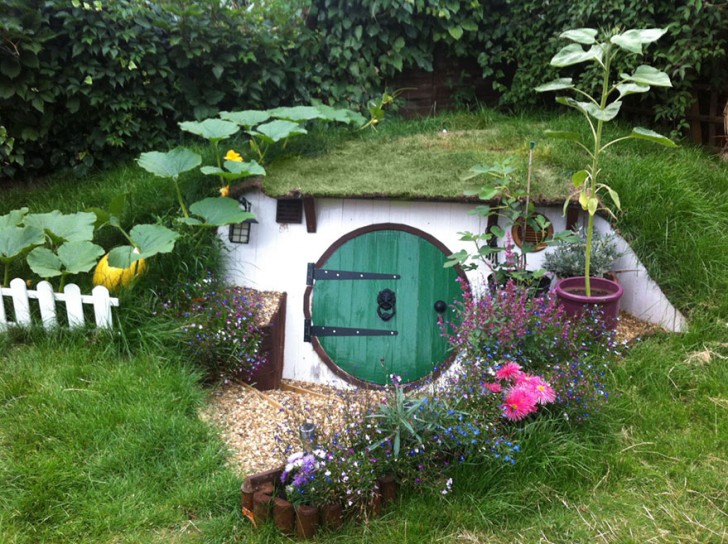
left=221, top=191, right=685, bottom=387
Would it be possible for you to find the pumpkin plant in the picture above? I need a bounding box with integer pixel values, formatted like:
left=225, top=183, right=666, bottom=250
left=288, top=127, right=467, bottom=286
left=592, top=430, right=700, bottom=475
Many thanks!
left=535, top=27, right=677, bottom=296
left=23, top=211, right=105, bottom=290
left=0, top=208, right=45, bottom=287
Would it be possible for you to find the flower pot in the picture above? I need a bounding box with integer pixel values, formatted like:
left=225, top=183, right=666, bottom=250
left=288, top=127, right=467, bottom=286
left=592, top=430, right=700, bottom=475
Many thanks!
left=295, top=504, right=319, bottom=539
left=554, top=276, right=624, bottom=329
left=377, top=475, right=399, bottom=506
left=321, top=502, right=344, bottom=530
left=273, top=497, right=295, bottom=535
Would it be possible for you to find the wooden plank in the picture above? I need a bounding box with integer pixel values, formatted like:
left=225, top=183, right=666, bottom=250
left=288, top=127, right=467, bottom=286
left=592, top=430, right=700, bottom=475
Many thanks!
left=36, top=281, right=57, bottom=329
left=240, top=381, right=285, bottom=410
left=64, top=283, right=85, bottom=328
left=280, top=381, right=337, bottom=401
left=303, top=196, right=317, bottom=233
left=9, top=278, right=31, bottom=326
left=91, top=285, right=113, bottom=329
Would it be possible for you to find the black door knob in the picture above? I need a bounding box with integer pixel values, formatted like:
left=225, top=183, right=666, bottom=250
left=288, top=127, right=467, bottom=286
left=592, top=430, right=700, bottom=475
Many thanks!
left=434, top=300, right=447, bottom=313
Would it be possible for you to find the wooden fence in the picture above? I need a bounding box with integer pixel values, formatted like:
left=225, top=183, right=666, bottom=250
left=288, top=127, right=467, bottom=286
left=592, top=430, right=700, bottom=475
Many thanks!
left=0, top=278, right=119, bottom=331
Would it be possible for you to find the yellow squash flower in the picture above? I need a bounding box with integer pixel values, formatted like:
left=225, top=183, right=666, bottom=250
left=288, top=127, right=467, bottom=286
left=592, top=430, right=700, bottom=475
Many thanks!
left=224, top=149, right=243, bottom=162
left=219, top=185, right=230, bottom=197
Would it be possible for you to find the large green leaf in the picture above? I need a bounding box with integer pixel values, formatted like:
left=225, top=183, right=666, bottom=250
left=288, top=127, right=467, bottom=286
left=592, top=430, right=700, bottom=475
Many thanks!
left=629, top=127, right=678, bottom=147
left=24, top=211, right=96, bottom=243
left=0, top=225, right=45, bottom=261
left=556, top=97, right=621, bottom=121
left=535, top=78, right=574, bottom=92
left=268, top=106, right=325, bottom=122
left=314, top=105, right=367, bottom=126
left=219, top=110, right=271, bottom=128
left=200, top=159, right=266, bottom=181
left=611, top=28, right=667, bottom=54
left=616, top=82, right=650, bottom=99
left=26, top=247, right=62, bottom=278
left=179, top=118, right=240, bottom=142
left=184, top=197, right=256, bottom=227
left=250, top=120, right=307, bottom=144
left=0, top=208, right=29, bottom=229
left=622, top=65, right=672, bottom=87
left=137, top=147, right=201, bottom=179
left=560, top=28, right=598, bottom=44
left=551, top=43, right=603, bottom=67
left=57, top=241, right=105, bottom=274
left=107, top=224, right=179, bottom=268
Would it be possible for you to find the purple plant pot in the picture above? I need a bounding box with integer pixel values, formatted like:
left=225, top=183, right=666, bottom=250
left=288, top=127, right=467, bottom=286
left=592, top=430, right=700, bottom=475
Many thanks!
left=554, top=276, right=624, bottom=330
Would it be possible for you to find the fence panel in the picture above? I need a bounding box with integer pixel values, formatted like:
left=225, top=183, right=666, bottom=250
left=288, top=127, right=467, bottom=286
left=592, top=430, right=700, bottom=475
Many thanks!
left=0, top=279, right=119, bottom=331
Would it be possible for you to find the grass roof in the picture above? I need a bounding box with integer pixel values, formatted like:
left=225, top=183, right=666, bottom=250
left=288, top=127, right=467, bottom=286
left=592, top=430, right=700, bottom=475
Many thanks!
left=261, top=110, right=575, bottom=202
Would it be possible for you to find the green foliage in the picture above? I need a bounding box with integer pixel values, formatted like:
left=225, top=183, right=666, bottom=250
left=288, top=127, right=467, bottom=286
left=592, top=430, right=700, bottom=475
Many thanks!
left=536, top=27, right=676, bottom=295
left=499, top=0, right=728, bottom=132
left=543, top=228, right=622, bottom=278
left=0, top=0, right=308, bottom=178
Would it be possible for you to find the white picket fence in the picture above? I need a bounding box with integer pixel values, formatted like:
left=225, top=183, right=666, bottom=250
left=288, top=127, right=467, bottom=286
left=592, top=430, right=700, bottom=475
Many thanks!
left=0, top=278, right=119, bottom=331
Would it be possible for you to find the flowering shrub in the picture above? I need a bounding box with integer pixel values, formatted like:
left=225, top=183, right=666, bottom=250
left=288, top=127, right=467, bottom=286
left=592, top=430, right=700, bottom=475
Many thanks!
left=444, top=280, right=622, bottom=422
left=161, top=275, right=267, bottom=382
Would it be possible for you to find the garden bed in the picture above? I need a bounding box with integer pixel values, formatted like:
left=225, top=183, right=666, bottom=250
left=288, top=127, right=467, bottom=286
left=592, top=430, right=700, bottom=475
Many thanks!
left=202, top=312, right=658, bottom=477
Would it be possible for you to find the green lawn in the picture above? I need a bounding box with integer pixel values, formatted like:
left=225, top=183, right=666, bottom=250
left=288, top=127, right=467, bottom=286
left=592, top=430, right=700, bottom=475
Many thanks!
left=1, top=109, right=727, bottom=543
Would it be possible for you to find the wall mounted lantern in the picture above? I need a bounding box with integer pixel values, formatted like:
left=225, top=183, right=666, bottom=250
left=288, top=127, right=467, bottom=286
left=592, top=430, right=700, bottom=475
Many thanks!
left=228, top=196, right=258, bottom=244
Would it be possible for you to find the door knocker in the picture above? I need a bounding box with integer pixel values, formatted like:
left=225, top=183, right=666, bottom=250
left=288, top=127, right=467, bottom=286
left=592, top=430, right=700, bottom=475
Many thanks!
left=377, top=288, right=396, bottom=321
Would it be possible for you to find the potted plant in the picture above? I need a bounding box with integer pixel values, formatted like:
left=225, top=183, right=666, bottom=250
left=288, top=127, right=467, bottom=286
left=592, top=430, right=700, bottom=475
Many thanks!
left=535, top=27, right=677, bottom=327
left=543, top=227, right=622, bottom=282
left=446, top=143, right=576, bottom=296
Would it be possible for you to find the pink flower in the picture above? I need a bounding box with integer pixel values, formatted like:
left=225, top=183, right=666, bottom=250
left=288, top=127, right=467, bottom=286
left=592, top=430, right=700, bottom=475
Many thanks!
left=526, top=377, right=556, bottom=405
left=482, top=382, right=502, bottom=394
left=495, top=362, right=523, bottom=382
left=502, top=386, right=538, bottom=421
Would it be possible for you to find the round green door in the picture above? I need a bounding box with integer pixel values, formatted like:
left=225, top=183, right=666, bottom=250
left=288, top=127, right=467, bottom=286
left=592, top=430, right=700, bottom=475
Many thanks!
left=308, top=225, right=464, bottom=387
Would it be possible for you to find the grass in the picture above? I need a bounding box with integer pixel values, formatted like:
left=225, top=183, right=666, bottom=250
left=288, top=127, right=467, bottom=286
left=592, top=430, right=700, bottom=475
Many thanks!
left=1, top=108, right=728, bottom=542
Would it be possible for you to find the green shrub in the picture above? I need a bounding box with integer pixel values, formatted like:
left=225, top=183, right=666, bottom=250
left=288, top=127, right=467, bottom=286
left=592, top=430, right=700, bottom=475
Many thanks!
left=0, top=0, right=307, bottom=178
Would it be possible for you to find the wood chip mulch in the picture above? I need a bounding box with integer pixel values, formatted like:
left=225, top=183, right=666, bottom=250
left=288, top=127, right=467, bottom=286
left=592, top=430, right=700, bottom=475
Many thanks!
left=200, top=312, right=664, bottom=477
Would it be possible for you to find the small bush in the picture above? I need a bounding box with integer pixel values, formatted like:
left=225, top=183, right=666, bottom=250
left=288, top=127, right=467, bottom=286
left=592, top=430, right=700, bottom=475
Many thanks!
left=160, top=274, right=268, bottom=383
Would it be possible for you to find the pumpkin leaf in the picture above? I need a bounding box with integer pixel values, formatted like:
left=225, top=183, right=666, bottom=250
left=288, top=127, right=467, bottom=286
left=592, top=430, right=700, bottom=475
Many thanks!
left=137, top=147, right=201, bottom=179
left=186, top=197, right=256, bottom=227
left=179, top=118, right=240, bottom=142
left=26, top=247, right=63, bottom=278
left=249, top=120, right=307, bottom=144
left=268, top=106, right=325, bottom=122
left=219, top=110, right=271, bottom=128
left=24, top=210, right=97, bottom=244
left=200, top=159, right=266, bottom=181
left=0, top=208, right=29, bottom=229
left=57, top=241, right=105, bottom=274
left=314, top=105, right=367, bottom=126
left=108, top=224, right=179, bottom=268
left=0, top=225, right=45, bottom=261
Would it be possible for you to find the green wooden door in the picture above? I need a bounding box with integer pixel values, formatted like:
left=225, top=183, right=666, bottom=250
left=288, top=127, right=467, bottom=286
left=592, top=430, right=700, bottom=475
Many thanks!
left=308, top=225, right=464, bottom=386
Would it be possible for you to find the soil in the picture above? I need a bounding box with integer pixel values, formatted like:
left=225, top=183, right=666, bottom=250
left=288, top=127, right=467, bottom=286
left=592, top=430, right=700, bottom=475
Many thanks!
left=200, top=311, right=662, bottom=477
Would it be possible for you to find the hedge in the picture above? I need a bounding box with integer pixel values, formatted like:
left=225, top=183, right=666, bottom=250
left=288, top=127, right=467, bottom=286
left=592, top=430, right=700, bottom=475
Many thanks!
left=1, top=0, right=725, bottom=180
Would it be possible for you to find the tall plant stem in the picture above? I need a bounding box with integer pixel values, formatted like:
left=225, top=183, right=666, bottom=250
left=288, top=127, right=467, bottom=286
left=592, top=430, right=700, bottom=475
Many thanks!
left=173, top=178, right=189, bottom=218
left=3, top=263, right=8, bottom=288
left=585, top=46, right=613, bottom=296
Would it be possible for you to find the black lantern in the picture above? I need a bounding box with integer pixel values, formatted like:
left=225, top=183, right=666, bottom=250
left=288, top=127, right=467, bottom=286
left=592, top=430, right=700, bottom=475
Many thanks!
left=228, top=196, right=257, bottom=244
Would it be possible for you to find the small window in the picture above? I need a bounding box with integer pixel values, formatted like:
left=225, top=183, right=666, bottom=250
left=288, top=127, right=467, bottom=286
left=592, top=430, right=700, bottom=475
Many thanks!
left=511, top=215, right=553, bottom=252
left=276, top=199, right=303, bottom=224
